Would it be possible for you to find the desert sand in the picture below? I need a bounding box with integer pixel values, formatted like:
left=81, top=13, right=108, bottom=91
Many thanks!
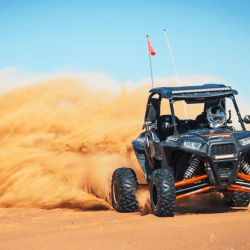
left=1, top=196, right=250, bottom=250
left=0, top=77, right=250, bottom=250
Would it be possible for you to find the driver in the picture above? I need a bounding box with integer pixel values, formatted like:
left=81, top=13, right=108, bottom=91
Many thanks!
left=207, top=105, right=226, bottom=129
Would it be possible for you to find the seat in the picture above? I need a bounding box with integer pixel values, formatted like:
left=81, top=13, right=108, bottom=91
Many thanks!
left=145, top=97, right=161, bottom=123
left=156, top=115, right=180, bottom=141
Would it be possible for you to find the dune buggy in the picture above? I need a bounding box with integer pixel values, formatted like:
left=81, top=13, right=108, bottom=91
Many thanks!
left=111, top=84, right=250, bottom=217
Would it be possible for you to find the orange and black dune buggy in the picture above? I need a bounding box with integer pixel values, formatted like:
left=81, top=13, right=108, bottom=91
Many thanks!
left=111, top=84, right=250, bottom=217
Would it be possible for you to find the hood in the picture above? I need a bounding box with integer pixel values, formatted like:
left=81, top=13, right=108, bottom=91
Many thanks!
left=179, top=128, right=250, bottom=143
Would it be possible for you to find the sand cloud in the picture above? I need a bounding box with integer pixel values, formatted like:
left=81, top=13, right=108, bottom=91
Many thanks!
left=0, top=70, right=248, bottom=210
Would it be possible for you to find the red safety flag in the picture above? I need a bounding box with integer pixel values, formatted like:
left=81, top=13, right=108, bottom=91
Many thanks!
left=147, top=36, right=156, bottom=56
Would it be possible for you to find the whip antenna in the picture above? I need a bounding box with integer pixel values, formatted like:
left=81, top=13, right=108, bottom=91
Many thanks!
left=148, top=49, right=154, bottom=89
left=164, top=29, right=188, bottom=118
left=146, top=35, right=156, bottom=89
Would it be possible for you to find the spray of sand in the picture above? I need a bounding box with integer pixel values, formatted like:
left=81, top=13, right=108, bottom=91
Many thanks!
left=0, top=73, right=249, bottom=212
left=0, top=76, right=151, bottom=210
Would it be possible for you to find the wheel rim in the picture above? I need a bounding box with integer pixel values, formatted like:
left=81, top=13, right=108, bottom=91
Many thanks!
left=152, top=183, right=158, bottom=208
left=113, top=180, right=119, bottom=204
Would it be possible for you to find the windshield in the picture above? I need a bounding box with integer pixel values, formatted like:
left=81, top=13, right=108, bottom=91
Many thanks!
left=173, top=101, right=203, bottom=120
left=161, top=97, right=244, bottom=130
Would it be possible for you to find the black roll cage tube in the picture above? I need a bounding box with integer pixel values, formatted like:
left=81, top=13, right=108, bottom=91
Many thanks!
left=169, top=99, right=178, bottom=135
left=231, top=96, right=246, bottom=131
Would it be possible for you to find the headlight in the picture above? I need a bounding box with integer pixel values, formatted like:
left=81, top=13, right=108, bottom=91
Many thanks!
left=183, top=141, right=202, bottom=150
left=238, top=137, right=250, bottom=146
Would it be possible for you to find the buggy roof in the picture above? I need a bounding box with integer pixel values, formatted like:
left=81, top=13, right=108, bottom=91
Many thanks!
left=149, top=84, right=238, bottom=100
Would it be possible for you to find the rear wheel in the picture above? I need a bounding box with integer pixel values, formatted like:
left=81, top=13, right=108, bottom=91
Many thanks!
left=150, top=169, right=176, bottom=217
left=111, top=167, right=139, bottom=212
left=224, top=191, right=250, bottom=207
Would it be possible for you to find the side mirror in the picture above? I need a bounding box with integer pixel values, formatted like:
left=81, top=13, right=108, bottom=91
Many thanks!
left=244, top=115, right=250, bottom=124
left=161, top=122, right=172, bottom=131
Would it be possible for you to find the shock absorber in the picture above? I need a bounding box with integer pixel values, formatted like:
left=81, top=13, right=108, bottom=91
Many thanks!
left=240, top=159, right=250, bottom=175
left=183, top=157, right=200, bottom=179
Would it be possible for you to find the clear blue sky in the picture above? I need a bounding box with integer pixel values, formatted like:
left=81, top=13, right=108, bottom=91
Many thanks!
left=1, top=0, right=250, bottom=94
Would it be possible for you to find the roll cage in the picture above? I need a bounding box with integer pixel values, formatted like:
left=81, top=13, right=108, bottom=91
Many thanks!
left=144, top=84, right=246, bottom=136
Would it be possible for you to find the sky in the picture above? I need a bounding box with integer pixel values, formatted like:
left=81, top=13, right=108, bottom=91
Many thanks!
left=1, top=0, right=250, bottom=95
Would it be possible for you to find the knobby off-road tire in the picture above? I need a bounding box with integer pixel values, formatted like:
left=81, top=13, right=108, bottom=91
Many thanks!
left=111, top=167, right=139, bottom=212
left=150, top=169, right=176, bottom=217
left=224, top=191, right=250, bottom=207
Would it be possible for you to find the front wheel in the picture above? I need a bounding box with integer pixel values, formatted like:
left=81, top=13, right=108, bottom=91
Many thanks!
left=224, top=191, right=250, bottom=207
left=150, top=169, right=176, bottom=217
left=111, top=167, right=139, bottom=212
